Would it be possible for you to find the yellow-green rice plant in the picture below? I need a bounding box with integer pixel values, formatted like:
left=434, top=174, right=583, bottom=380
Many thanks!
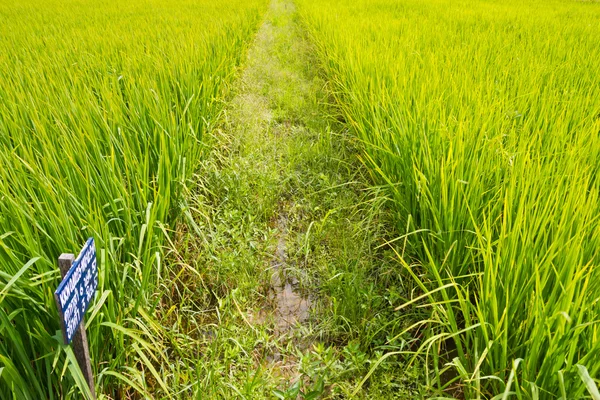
left=0, top=0, right=265, bottom=397
left=298, top=0, right=600, bottom=397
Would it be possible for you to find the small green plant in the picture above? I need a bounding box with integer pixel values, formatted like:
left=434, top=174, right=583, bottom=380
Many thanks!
left=273, top=377, right=325, bottom=400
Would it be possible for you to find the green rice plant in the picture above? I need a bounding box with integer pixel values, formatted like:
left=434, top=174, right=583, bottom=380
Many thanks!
left=0, top=0, right=265, bottom=397
left=298, top=0, right=600, bottom=397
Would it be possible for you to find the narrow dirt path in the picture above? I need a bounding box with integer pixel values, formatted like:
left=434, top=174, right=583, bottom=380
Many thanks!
left=171, top=0, right=424, bottom=397
left=227, top=0, right=321, bottom=341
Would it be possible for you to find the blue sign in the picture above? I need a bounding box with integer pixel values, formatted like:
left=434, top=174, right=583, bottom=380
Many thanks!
left=54, top=238, right=98, bottom=344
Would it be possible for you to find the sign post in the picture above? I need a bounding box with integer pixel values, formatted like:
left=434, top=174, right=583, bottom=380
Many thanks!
left=54, top=238, right=98, bottom=399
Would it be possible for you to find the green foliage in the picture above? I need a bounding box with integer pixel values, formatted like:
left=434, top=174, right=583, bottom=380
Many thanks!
left=0, top=0, right=265, bottom=397
left=154, top=1, right=428, bottom=397
left=298, top=0, right=600, bottom=397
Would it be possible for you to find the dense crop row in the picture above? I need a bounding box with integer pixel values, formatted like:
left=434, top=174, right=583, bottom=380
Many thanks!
left=0, top=0, right=264, bottom=397
left=299, top=0, right=600, bottom=397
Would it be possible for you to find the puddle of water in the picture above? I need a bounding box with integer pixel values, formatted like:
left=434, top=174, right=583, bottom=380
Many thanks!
left=274, top=282, right=310, bottom=332
left=270, top=213, right=311, bottom=335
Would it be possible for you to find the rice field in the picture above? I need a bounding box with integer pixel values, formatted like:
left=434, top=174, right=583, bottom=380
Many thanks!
left=0, top=0, right=264, bottom=397
left=2, top=0, right=600, bottom=398
left=298, top=0, right=600, bottom=397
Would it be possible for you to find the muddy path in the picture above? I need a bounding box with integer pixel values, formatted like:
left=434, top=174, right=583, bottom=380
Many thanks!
left=225, top=0, right=321, bottom=344
left=177, top=0, right=423, bottom=396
